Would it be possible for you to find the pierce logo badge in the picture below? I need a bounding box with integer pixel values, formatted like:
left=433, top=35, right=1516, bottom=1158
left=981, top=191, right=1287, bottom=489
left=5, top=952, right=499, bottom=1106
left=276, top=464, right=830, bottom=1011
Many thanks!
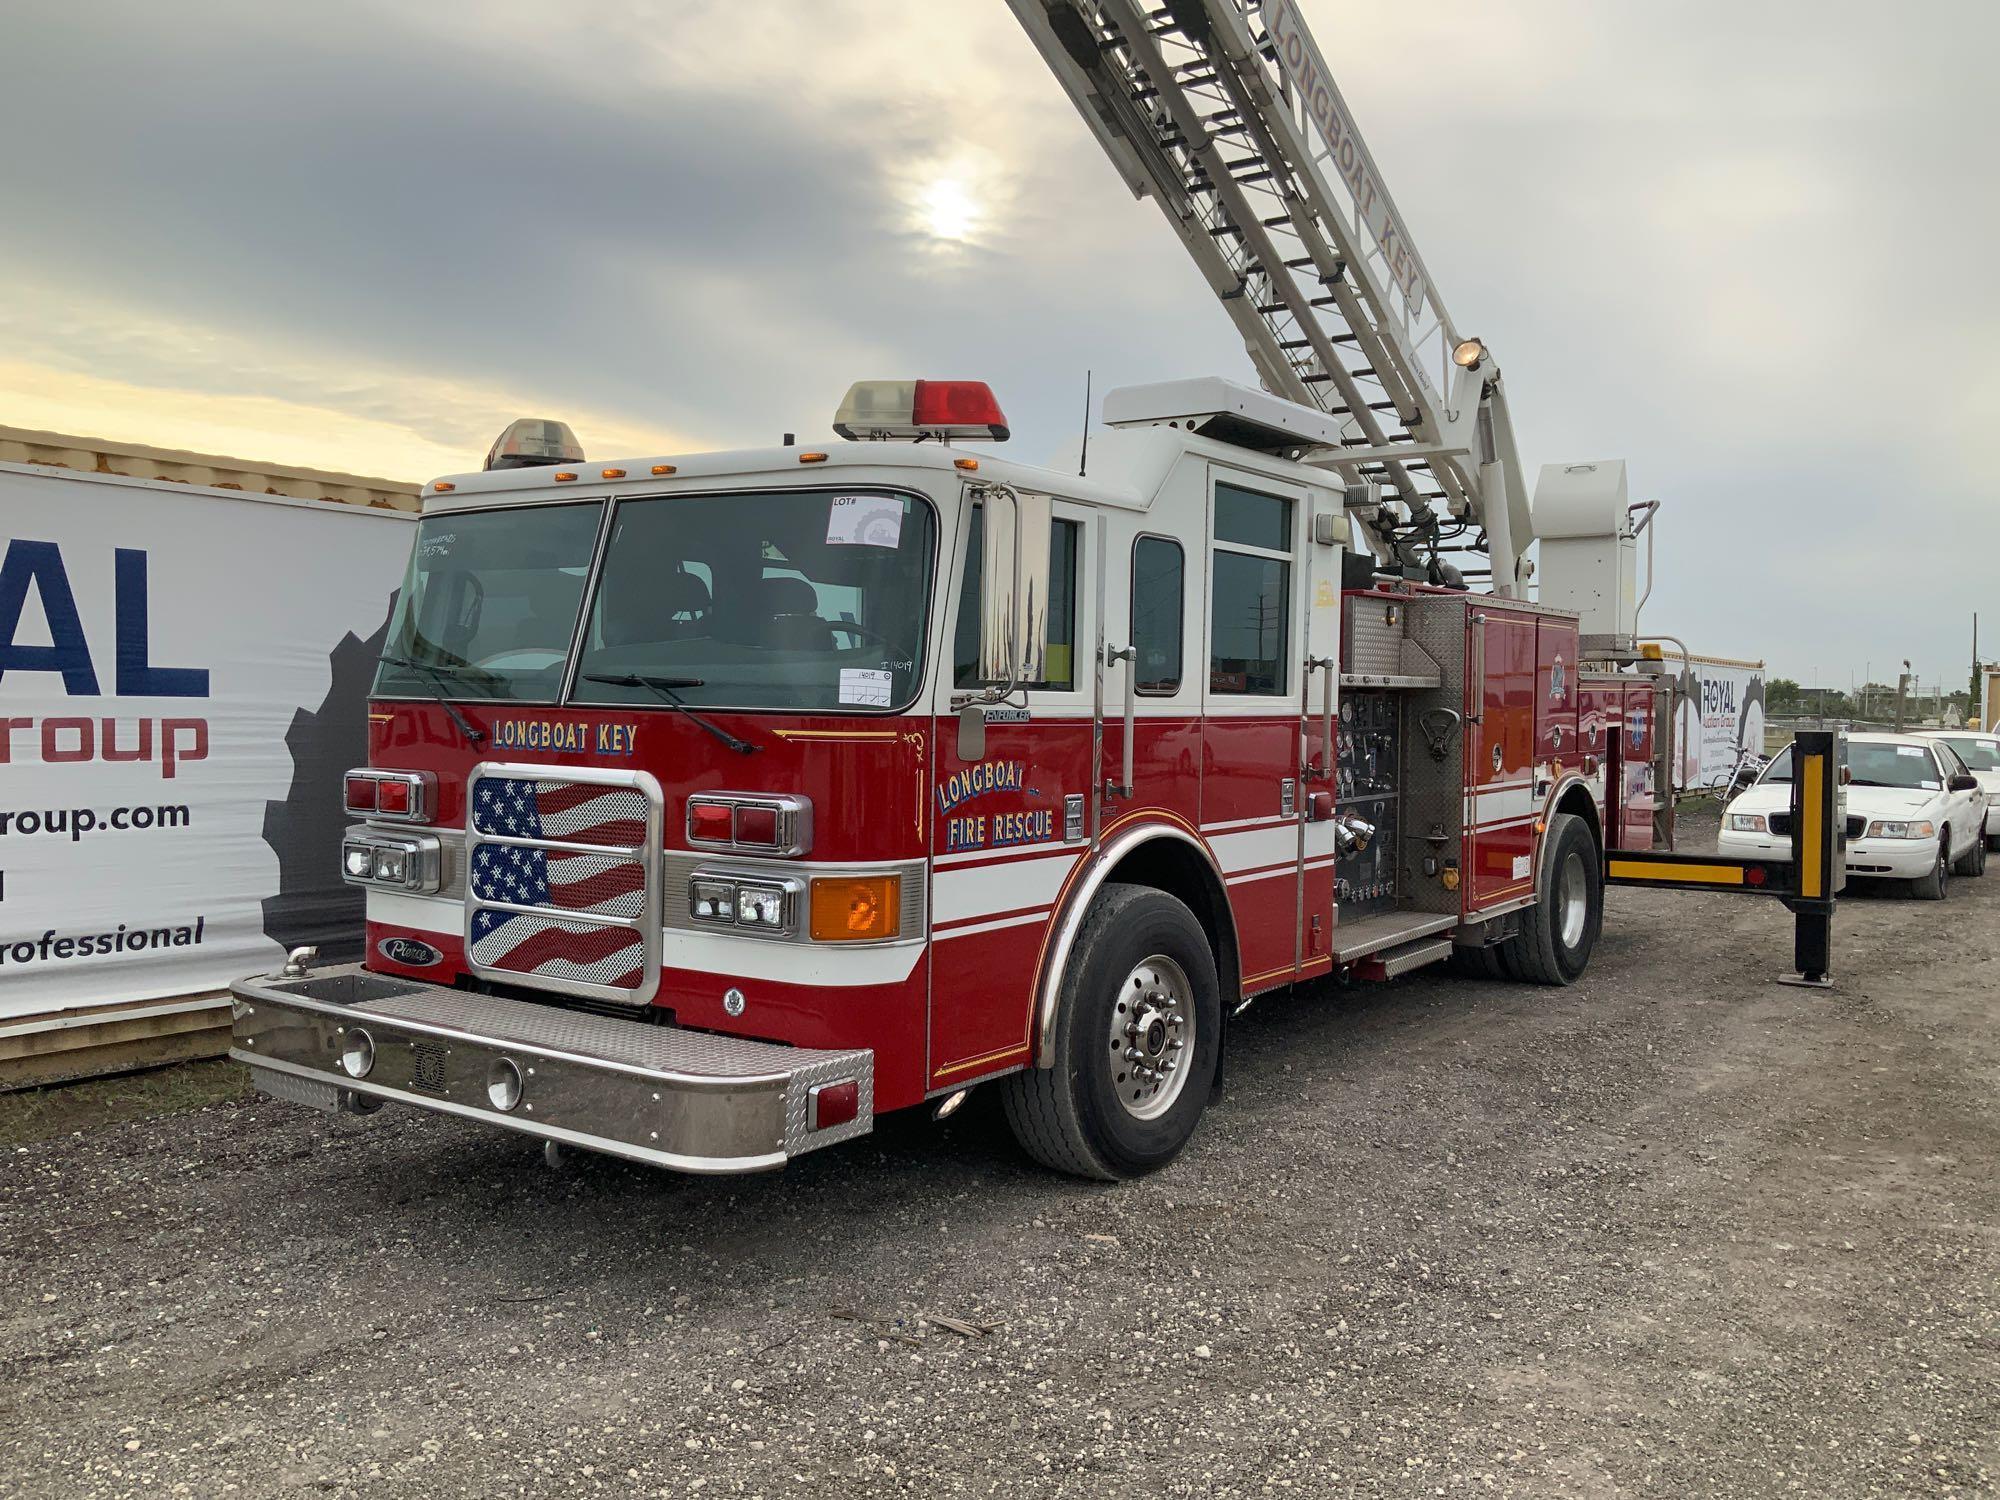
left=377, top=936, right=443, bottom=967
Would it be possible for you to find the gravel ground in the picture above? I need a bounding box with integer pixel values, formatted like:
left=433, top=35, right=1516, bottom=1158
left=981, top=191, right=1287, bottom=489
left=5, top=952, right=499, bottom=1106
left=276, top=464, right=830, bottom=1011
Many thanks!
left=4, top=814, right=1996, bottom=1498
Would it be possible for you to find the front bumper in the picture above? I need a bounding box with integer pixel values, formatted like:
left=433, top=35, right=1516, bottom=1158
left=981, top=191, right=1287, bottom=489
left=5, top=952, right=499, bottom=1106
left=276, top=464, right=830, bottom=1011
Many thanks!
left=230, top=964, right=873, bottom=1173
left=1840, top=836, right=1940, bottom=879
left=1715, top=827, right=1936, bottom=879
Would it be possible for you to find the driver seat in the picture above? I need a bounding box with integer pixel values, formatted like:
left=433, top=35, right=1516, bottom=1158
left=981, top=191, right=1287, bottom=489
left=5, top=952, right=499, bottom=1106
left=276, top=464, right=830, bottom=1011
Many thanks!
left=757, top=575, right=834, bottom=651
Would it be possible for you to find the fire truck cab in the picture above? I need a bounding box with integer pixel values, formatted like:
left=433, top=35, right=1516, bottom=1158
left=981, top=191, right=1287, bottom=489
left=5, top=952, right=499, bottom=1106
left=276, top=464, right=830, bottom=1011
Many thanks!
left=230, top=380, right=1658, bottom=1180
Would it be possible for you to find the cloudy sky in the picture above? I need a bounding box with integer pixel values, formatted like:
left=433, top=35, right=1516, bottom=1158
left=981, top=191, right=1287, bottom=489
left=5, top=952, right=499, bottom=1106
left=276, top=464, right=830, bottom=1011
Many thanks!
left=4, top=0, right=1995, bottom=690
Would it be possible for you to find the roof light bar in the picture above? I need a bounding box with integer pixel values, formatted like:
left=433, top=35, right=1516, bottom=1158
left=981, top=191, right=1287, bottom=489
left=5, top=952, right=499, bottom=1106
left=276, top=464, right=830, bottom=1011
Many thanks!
left=832, top=380, right=1010, bottom=442
left=484, top=417, right=584, bottom=472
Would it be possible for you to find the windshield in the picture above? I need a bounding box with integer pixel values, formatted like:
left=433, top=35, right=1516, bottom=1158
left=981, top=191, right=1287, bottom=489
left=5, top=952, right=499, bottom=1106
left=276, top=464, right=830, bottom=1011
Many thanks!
left=573, top=489, right=936, bottom=712
left=374, top=504, right=603, bottom=702
left=1938, top=736, right=2000, bottom=771
left=1847, top=742, right=1943, bottom=790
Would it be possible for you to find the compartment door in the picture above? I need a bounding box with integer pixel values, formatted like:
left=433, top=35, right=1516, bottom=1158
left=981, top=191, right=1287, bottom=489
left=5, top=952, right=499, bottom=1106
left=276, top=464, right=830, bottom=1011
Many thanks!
left=1466, top=611, right=1537, bottom=909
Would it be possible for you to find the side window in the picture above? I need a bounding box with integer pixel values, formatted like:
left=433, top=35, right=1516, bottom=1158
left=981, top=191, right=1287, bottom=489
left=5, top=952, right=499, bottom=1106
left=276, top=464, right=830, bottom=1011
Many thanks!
left=1209, top=482, right=1292, bottom=696
left=1131, top=536, right=1184, bottom=695
left=953, top=512, right=1081, bottom=691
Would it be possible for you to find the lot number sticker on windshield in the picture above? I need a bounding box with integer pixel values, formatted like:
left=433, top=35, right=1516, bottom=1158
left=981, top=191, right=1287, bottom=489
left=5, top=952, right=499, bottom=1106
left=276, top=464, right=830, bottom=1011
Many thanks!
left=826, top=495, right=904, bottom=548
left=839, top=667, right=893, bottom=707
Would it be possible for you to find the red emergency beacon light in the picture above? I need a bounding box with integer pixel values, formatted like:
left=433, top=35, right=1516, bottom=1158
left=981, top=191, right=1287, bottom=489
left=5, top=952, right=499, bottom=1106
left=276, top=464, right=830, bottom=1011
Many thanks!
left=832, top=380, right=1010, bottom=442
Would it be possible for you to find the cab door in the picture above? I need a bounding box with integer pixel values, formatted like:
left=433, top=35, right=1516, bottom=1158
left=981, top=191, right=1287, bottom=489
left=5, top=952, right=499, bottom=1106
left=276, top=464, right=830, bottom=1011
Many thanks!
left=1201, top=470, right=1310, bottom=992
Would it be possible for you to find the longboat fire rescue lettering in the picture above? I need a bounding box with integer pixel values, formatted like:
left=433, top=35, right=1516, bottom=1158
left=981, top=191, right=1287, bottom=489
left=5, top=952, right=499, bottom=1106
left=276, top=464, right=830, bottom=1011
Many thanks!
left=937, top=760, right=1052, bottom=853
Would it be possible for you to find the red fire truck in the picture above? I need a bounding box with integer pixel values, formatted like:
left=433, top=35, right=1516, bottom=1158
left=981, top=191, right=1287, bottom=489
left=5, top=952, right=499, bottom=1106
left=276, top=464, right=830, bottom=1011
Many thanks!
left=230, top=0, right=1667, bottom=1179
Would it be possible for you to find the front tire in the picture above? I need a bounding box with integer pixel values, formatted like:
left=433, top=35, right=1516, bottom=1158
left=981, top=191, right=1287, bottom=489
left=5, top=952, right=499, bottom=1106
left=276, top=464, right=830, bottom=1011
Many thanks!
left=1912, top=838, right=1950, bottom=900
left=1502, top=812, right=1602, bottom=985
left=1001, top=884, right=1222, bottom=1181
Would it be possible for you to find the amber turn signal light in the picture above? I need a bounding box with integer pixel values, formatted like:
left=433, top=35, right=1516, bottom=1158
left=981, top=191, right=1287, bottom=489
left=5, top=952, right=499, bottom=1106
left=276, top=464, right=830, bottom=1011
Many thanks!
left=809, top=876, right=900, bottom=941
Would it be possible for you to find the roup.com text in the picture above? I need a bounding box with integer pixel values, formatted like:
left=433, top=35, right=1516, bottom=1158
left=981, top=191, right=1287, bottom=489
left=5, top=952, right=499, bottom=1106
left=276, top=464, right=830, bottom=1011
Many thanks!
left=0, top=804, right=192, bottom=840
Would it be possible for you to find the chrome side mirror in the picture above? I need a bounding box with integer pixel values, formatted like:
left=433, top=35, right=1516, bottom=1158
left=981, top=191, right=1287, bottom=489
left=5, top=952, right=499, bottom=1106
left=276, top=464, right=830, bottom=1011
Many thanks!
left=976, top=484, right=1052, bottom=692
left=957, top=702, right=986, bottom=762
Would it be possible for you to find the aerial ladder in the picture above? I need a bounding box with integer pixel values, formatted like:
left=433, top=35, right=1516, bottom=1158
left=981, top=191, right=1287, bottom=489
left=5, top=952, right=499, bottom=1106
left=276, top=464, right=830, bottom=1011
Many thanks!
left=1007, top=0, right=1536, bottom=595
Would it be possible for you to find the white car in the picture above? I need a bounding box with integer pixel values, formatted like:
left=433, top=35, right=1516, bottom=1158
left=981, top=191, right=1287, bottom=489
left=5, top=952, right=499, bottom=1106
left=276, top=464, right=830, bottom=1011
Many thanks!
left=1717, top=733, right=1988, bottom=898
left=1914, top=730, right=2000, bottom=849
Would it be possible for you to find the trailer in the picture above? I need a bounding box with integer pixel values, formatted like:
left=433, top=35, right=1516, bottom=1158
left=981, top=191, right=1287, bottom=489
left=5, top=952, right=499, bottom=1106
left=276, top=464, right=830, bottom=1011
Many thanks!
left=231, top=1, right=1672, bottom=1179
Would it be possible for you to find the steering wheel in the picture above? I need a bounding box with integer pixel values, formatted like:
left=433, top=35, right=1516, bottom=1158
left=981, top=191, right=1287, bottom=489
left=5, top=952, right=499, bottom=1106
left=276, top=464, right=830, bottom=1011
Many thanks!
left=826, top=620, right=905, bottom=655
left=471, top=649, right=564, bottom=672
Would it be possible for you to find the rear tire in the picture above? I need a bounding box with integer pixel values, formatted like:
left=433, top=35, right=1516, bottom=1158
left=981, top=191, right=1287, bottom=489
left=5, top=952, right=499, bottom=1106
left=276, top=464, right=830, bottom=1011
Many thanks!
left=1912, top=838, right=1950, bottom=900
left=1502, top=813, right=1602, bottom=985
left=1001, top=884, right=1221, bottom=1181
left=1953, top=828, right=1986, bottom=877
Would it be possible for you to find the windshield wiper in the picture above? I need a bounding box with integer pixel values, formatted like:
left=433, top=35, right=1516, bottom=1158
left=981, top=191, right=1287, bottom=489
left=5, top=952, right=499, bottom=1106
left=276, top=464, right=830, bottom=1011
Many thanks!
left=582, top=674, right=758, bottom=755
left=378, top=653, right=487, bottom=745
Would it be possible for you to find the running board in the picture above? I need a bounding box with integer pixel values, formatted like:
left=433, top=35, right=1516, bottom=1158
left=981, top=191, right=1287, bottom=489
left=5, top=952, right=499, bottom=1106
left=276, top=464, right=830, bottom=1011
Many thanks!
left=1331, top=911, right=1459, bottom=964
left=1355, top=937, right=1455, bottom=981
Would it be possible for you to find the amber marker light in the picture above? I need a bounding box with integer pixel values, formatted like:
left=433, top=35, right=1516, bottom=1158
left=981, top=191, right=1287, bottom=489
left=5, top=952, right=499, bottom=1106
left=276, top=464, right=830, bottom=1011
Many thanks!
left=432, top=481, right=455, bottom=493
left=651, top=464, right=677, bottom=476
left=799, top=452, right=829, bottom=464
left=954, top=457, right=979, bottom=471
left=601, top=467, right=627, bottom=479
left=553, top=471, right=579, bottom=482
left=810, top=876, right=901, bottom=941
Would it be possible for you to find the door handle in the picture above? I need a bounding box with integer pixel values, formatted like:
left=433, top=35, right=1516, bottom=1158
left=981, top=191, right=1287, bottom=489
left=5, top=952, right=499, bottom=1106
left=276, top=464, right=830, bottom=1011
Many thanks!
left=1105, top=643, right=1136, bottom=798
left=1306, top=655, right=1336, bottom=780
left=1467, top=612, right=1487, bottom=725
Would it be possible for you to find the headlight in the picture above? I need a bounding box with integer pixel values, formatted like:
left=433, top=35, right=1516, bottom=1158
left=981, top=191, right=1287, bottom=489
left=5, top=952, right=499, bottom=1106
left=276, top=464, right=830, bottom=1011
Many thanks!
left=1986, top=792, right=2000, bottom=807
left=689, top=872, right=800, bottom=935
left=340, top=827, right=442, bottom=891
left=1864, top=819, right=1936, bottom=839
left=1727, top=813, right=1768, bottom=833
left=735, top=882, right=790, bottom=929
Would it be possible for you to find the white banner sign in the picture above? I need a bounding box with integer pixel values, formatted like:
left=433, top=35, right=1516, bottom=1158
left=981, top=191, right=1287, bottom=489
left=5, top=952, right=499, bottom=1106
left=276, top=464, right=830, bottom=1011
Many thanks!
left=0, top=465, right=412, bottom=1017
left=1672, top=657, right=1767, bottom=792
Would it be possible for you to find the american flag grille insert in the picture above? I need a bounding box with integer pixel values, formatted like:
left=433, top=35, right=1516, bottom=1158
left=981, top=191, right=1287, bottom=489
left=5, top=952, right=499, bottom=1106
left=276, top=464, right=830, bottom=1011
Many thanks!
left=470, top=911, right=648, bottom=991
left=470, top=844, right=645, bottom=919
left=471, top=778, right=649, bottom=849
left=465, top=769, right=660, bottom=1004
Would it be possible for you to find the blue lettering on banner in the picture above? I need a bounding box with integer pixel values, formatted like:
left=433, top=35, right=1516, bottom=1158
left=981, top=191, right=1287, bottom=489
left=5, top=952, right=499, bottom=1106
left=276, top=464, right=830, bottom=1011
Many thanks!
left=0, top=541, right=209, bottom=697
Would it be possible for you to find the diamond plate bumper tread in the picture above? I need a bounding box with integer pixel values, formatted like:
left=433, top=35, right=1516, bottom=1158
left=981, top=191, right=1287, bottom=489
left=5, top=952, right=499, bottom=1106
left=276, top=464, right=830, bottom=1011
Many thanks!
left=230, top=963, right=872, bottom=1173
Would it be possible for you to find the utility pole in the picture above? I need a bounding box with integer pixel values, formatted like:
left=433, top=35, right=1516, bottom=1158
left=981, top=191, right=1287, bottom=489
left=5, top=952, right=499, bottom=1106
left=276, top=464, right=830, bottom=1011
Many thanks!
left=1895, top=660, right=1910, bottom=732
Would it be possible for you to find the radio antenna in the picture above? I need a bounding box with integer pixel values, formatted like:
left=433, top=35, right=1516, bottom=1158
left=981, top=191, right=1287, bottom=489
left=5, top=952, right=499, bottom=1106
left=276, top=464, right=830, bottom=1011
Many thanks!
left=1078, top=369, right=1092, bottom=477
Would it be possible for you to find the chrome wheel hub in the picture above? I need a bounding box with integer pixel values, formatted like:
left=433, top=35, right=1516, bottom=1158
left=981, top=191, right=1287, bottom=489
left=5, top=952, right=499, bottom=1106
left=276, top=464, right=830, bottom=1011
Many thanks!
left=1557, top=850, right=1589, bottom=951
left=1108, top=955, right=1193, bottom=1121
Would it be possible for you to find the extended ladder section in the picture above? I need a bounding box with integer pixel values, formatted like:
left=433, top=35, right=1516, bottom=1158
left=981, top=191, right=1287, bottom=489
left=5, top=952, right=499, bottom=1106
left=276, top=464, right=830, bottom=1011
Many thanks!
left=1007, top=0, right=1535, bottom=592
